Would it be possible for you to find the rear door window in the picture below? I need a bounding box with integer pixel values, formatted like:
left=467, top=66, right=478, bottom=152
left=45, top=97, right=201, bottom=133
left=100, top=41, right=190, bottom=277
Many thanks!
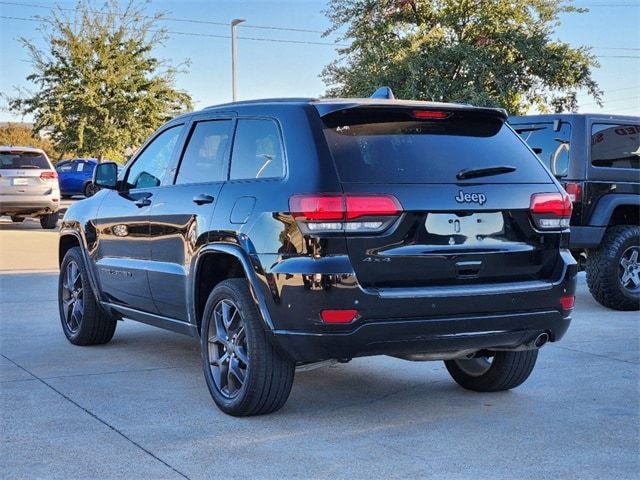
left=511, top=122, right=571, bottom=177
left=591, top=123, right=640, bottom=169
left=321, top=109, right=551, bottom=184
left=176, top=119, right=233, bottom=184
left=230, top=119, right=285, bottom=180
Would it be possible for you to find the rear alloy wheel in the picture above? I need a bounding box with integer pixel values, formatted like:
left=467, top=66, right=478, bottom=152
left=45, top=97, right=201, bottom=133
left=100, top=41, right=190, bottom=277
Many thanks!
left=201, top=279, right=295, bottom=416
left=444, top=350, right=538, bottom=392
left=59, top=247, right=116, bottom=345
left=84, top=182, right=99, bottom=197
left=40, top=211, right=59, bottom=229
left=586, top=225, right=640, bottom=311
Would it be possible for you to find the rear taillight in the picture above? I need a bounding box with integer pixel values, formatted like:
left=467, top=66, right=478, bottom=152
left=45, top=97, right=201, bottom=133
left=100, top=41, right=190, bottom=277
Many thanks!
left=290, top=194, right=401, bottom=233
left=40, top=171, right=58, bottom=180
left=563, top=182, right=582, bottom=203
left=529, top=192, right=572, bottom=230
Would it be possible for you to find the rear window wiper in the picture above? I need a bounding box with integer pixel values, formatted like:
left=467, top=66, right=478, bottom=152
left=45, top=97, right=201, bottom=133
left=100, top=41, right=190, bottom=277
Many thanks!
left=456, top=165, right=516, bottom=180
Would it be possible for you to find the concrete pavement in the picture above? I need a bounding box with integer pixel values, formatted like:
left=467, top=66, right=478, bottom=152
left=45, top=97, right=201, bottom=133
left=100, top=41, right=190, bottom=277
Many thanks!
left=0, top=198, right=76, bottom=272
left=1, top=270, right=639, bottom=479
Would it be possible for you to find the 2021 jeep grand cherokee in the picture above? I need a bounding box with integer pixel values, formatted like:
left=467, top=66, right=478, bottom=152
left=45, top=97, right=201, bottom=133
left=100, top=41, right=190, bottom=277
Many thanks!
left=58, top=93, right=577, bottom=416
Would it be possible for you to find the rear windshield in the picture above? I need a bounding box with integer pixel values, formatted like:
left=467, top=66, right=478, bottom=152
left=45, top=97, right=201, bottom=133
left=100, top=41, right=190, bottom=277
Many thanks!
left=0, top=151, right=50, bottom=169
left=322, top=109, right=551, bottom=184
left=511, top=122, right=571, bottom=177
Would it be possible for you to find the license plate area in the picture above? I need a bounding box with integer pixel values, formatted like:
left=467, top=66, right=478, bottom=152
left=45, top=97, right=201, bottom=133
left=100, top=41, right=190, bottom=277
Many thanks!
left=425, top=212, right=504, bottom=238
left=12, top=178, right=29, bottom=186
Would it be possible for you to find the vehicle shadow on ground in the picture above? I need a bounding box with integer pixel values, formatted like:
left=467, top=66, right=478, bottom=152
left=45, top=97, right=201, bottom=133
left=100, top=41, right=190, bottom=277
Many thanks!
left=102, top=324, right=507, bottom=417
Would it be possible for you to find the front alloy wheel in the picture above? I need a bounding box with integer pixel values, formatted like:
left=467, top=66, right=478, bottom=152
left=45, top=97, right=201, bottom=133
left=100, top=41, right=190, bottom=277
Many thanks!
left=58, top=246, right=116, bottom=345
left=61, top=260, right=84, bottom=334
left=207, top=299, right=249, bottom=399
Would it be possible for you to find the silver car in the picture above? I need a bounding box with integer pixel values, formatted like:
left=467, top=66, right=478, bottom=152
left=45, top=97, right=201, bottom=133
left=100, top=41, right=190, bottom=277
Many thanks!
left=0, top=146, right=61, bottom=229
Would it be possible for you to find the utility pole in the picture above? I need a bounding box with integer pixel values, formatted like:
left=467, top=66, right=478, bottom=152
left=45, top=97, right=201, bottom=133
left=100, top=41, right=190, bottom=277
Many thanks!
left=231, top=18, right=245, bottom=102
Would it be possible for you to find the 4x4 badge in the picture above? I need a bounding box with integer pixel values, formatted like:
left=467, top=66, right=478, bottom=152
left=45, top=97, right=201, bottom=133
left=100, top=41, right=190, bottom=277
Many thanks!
left=455, top=190, right=486, bottom=205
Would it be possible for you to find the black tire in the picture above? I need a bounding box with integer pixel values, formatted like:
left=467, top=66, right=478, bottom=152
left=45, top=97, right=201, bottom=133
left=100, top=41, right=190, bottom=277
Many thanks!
left=58, top=247, right=117, bottom=345
left=40, top=211, right=59, bottom=229
left=83, top=182, right=98, bottom=197
left=444, top=350, right=538, bottom=392
left=61, top=195, right=72, bottom=199
left=201, top=278, right=295, bottom=416
left=586, top=225, right=640, bottom=311
left=10, top=216, right=24, bottom=223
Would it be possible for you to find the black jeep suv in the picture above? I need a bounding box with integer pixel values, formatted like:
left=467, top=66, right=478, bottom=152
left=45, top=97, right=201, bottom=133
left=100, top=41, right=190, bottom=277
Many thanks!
left=58, top=94, right=577, bottom=416
left=510, top=114, right=639, bottom=311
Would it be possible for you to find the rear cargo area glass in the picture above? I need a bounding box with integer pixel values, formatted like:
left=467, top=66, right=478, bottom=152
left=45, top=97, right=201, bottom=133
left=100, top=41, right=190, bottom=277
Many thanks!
left=322, top=111, right=551, bottom=184
left=0, top=152, right=50, bottom=169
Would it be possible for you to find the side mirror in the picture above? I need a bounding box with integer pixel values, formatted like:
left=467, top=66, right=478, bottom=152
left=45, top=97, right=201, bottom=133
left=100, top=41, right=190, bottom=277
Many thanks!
left=93, top=162, right=119, bottom=190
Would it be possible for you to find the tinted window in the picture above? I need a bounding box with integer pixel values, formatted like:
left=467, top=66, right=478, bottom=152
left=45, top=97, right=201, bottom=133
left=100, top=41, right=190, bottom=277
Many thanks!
left=127, top=125, right=183, bottom=189
left=56, top=162, right=74, bottom=173
left=591, top=124, right=640, bottom=169
left=322, top=109, right=551, bottom=184
left=512, top=122, right=571, bottom=177
left=230, top=119, right=284, bottom=180
left=0, top=151, right=50, bottom=169
left=176, top=120, right=232, bottom=184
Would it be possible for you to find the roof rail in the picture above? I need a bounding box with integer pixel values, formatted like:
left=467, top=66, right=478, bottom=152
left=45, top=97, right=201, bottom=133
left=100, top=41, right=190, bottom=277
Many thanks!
left=370, top=87, right=395, bottom=100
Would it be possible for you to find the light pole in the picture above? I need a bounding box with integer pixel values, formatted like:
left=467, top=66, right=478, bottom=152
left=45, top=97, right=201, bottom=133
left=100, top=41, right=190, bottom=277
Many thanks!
left=231, top=18, right=245, bottom=102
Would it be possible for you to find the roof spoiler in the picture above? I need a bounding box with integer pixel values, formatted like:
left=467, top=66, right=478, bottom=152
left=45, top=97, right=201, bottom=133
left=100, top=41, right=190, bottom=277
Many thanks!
left=370, top=87, right=395, bottom=100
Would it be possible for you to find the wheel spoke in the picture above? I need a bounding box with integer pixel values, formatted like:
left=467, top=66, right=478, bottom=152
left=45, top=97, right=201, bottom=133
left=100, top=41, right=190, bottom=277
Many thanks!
left=65, top=299, right=75, bottom=325
left=227, top=358, right=244, bottom=394
left=235, top=346, right=249, bottom=366
left=210, top=352, right=229, bottom=367
left=629, top=249, right=638, bottom=264
left=621, top=269, right=632, bottom=285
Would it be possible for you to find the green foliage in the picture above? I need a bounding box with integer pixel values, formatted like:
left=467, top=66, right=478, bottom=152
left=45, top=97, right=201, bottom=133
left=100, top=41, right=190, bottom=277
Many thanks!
left=10, top=0, right=192, bottom=160
left=0, top=123, right=60, bottom=161
left=322, top=0, right=601, bottom=114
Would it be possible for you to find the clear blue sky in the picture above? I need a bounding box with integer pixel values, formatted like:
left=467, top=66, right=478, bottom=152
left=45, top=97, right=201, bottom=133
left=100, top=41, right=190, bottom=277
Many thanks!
left=1, top=0, right=639, bottom=122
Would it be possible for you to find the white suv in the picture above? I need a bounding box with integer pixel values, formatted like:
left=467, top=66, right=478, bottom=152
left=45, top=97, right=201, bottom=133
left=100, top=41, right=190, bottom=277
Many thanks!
left=0, top=146, right=61, bottom=229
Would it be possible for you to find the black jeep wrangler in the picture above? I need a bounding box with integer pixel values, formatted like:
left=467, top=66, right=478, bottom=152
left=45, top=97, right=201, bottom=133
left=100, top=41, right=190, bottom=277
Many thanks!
left=510, top=114, right=639, bottom=311
left=58, top=93, right=577, bottom=416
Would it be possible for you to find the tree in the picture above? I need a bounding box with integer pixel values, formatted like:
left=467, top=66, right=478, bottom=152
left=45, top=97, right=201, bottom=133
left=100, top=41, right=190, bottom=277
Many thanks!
left=0, top=123, right=60, bottom=161
left=322, top=0, right=602, bottom=114
left=11, top=0, right=192, bottom=161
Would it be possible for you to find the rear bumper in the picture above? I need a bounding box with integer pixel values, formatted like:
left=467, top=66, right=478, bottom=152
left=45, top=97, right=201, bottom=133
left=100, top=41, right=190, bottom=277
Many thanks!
left=272, top=310, right=571, bottom=363
left=260, top=250, right=578, bottom=363
left=0, top=195, right=60, bottom=215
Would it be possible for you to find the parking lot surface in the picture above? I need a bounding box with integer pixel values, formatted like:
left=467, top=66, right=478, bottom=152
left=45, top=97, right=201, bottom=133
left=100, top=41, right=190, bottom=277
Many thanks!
left=0, top=218, right=639, bottom=479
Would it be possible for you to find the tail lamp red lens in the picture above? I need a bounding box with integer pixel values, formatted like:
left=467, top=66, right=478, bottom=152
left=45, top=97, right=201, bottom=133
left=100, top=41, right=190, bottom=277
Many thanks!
left=529, top=192, right=572, bottom=230
left=40, top=171, right=58, bottom=180
left=320, top=309, right=359, bottom=324
left=412, top=110, right=451, bottom=120
left=560, top=295, right=575, bottom=310
left=563, top=182, right=582, bottom=203
left=290, top=194, right=401, bottom=233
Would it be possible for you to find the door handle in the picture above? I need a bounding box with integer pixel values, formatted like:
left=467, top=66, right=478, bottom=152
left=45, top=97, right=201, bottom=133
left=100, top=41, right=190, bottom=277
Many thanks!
left=134, top=197, right=152, bottom=208
left=193, top=194, right=214, bottom=205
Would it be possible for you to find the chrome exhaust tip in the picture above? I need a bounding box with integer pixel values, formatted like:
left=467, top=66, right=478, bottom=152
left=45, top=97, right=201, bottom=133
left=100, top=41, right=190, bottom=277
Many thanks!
left=534, top=332, right=549, bottom=348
